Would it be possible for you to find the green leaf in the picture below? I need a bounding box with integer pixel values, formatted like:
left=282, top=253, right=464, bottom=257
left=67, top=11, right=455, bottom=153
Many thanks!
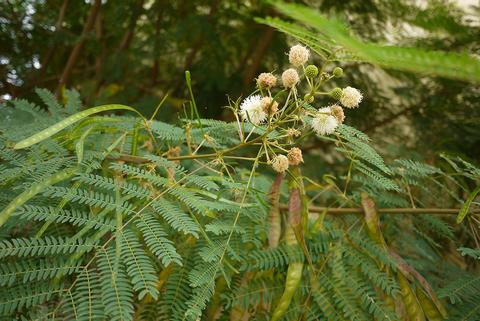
left=268, top=1, right=480, bottom=83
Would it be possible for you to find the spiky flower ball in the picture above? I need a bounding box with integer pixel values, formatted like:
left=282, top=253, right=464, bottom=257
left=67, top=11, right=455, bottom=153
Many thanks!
left=329, top=87, right=343, bottom=100
left=239, top=95, right=267, bottom=125
left=287, top=147, right=303, bottom=165
left=257, top=72, right=277, bottom=89
left=333, top=67, right=343, bottom=77
left=288, top=44, right=310, bottom=66
left=311, top=113, right=338, bottom=135
left=282, top=68, right=300, bottom=88
left=304, top=65, right=318, bottom=78
left=271, top=155, right=289, bottom=173
left=260, top=97, right=278, bottom=115
left=340, top=86, right=363, bottom=108
left=330, top=104, right=345, bottom=123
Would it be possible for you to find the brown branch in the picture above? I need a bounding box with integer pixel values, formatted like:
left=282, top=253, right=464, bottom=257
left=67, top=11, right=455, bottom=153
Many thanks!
left=241, top=27, right=275, bottom=92
left=57, top=0, right=102, bottom=93
left=107, top=154, right=475, bottom=216
left=37, top=0, right=69, bottom=81
left=170, top=0, right=219, bottom=91
left=280, top=204, right=478, bottom=215
left=117, top=0, right=145, bottom=52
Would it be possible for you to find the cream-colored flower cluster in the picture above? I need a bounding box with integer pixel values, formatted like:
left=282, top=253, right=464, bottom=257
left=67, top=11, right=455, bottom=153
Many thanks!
left=271, top=147, right=304, bottom=173
left=236, top=44, right=364, bottom=173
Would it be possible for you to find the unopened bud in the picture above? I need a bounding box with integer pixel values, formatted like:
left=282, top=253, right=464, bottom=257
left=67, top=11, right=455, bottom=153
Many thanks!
left=304, top=65, right=319, bottom=78
left=333, top=67, right=343, bottom=77
left=329, top=87, right=343, bottom=100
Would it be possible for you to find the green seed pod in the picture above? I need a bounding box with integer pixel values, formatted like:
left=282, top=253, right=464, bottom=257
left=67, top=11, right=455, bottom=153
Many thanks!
left=14, top=104, right=140, bottom=149
left=398, top=272, right=426, bottom=321
left=329, top=87, right=343, bottom=100
left=333, top=67, right=343, bottom=77
left=0, top=167, right=77, bottom=228
left=416, top=286, right=445, bottom=321
left=271, top=170, right=305, bottom=321
left=271, top=227, right=303, bottom=321
left=304, top=64, right=319, bottom=78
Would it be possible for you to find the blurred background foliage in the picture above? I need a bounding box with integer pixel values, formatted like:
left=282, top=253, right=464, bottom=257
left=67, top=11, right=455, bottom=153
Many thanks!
left=1, top=0, right=479, bottom=163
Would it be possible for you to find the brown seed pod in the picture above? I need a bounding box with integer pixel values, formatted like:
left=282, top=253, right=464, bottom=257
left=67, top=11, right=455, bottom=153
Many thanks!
left=268, top=173, right=283, bottom=249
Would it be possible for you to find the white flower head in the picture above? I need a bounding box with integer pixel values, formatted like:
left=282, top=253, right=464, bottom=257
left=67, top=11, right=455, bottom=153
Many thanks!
left=289, top=44, right=310, bottom=66
left=271, top=155, right=289, bottom=173
left=282, top=68, right=300, bottom=88
left=260, top=96, right=278, bottom=115
left=239, top=95, right=267, bottom=125
left=317, top=106, right=332, bottom=114
left=311, top=113, right=338, bottom=135
left=340, top=86, right=363, bottom=108
left=287, top=147, right=303, bottom=166
left=257, top=72, right=277, bottom=89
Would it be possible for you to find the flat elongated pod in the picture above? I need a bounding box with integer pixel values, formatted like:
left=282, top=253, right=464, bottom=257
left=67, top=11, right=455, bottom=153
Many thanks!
left=416, top=286, right=446, bottom=321
left=0, top=168, right=77, bottom=228
left=397, top=272, right=426, bottom=321
left=361, top=192, right=387, bottom=247
left=271, top=174, right=304, bottom=321
left=14, top=104, right=139, bottom=149
left=268, top=173, right=283, bottom=248
left=271, top=236, right=303, bottom=321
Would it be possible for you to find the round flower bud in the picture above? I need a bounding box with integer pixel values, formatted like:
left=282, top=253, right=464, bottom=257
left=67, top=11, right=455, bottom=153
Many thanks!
left=287, top=147, right=304, bottom=166
left=340, top=86, right=363, bottom=108
left=333, top=67, right=343, bottom=77
left=304, top=65, right=319, bottom=78
left=257, top=72, right=277, bottom=89
left=329, top=87, right=343, bottom=100
left=260, top=96, right=279, bottom=115
left=330, top=104, right=345, bottom=123
left=288, top=44, right=310, bottom=66
left=282, top=68, right=300, bottom=88
left=304, top=94, right=314, bottom=103
left=271, top=155, right=289, bottom=173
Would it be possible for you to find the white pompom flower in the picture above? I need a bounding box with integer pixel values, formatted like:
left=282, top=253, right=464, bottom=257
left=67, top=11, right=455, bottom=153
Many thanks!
left=317, top=106, right=332, bottom=114
left=239, top=95, right=267, bottom=125
left=282, top=68, right=300, bottom=88
left=288, top=44, right=310, bottom=66
left=311, top=113, right=338, bottom=135
left=340, top=86, right=363, bottom=108
left=271, top=155, right=289, bottom=173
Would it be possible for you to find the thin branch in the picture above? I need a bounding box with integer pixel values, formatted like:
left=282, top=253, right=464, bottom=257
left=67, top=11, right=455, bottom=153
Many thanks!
left=279, top=204, right=479, bottom=215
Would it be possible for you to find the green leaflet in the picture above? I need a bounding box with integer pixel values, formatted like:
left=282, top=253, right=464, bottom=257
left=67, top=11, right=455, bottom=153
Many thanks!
left=268, top=1, right=480, bottom=83
left=457, top=185, right=480, bottom=224
left=0, top=167, right=77, bottom=228
left=13, top=104, right=140, bottom=149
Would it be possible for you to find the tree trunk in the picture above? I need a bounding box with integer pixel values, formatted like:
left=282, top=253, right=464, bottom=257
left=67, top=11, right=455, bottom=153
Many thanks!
left=57, top=0, right=102, bottom=94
